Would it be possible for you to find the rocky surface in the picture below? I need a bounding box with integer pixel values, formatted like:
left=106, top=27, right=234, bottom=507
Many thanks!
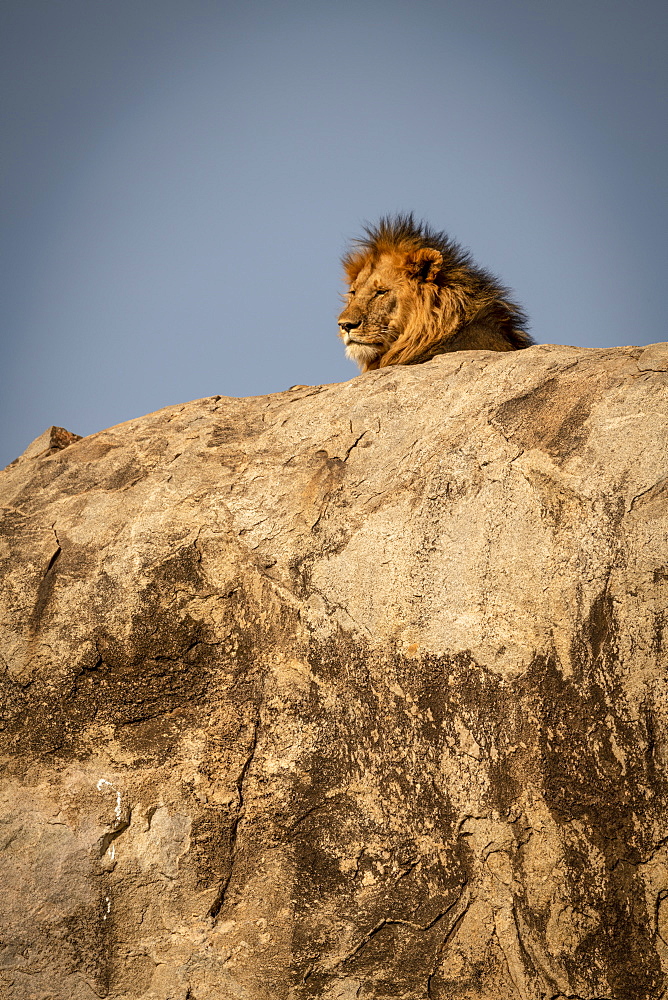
left=1, top=342, right=667, bottom=999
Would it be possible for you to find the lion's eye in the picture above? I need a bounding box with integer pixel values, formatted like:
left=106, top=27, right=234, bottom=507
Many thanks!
left=374, top=289, right=388, bottom=297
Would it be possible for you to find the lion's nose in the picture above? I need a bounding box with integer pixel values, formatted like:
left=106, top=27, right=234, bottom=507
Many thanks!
left=339, top=319, right=362, bottom=334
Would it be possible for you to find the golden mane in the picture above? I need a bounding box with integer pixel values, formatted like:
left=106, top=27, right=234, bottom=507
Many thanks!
left=338, top=214, right=531, bottom=370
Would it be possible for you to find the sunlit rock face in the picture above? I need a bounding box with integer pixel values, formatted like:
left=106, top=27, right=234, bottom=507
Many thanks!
left=1, top=342, right=667, bottom=1000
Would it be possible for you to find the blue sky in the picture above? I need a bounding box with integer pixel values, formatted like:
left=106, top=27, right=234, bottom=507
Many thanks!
left=2, top=0, right=666, bottom=467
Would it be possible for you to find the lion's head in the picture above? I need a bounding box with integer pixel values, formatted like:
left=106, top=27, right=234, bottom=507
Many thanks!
left=338, top=214, right=531, bottom=371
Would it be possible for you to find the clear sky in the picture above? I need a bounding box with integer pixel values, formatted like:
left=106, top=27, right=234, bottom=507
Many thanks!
left=2, top=0, right=666, bottom=467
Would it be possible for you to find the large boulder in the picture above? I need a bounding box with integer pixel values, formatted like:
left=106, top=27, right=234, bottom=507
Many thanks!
left=1, top=342, right=667, bottom=1000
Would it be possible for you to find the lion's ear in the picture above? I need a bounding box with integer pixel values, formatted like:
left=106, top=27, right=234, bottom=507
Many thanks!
left=404, top=247, right=443, bottom=284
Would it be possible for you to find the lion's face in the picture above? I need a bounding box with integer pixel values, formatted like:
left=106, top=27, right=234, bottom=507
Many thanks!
left=337, top=248, right=443, bottom=371
left=337, top=255, right=405, bottom=370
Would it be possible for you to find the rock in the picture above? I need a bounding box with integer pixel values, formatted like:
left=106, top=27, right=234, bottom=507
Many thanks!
left=0, top=342, right=667, bottom=999
left=7, top=425, right=82, bottom=467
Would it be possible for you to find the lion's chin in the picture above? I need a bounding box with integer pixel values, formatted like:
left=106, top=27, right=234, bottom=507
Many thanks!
left=345, top=342, right=381, bottom=367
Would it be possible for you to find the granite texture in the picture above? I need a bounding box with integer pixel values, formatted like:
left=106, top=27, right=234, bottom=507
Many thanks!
left=1, top=343, right=667, bottom=999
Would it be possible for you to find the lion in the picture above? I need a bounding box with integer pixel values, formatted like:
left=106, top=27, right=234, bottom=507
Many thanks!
left=338, top=214, right=532, bottom=371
